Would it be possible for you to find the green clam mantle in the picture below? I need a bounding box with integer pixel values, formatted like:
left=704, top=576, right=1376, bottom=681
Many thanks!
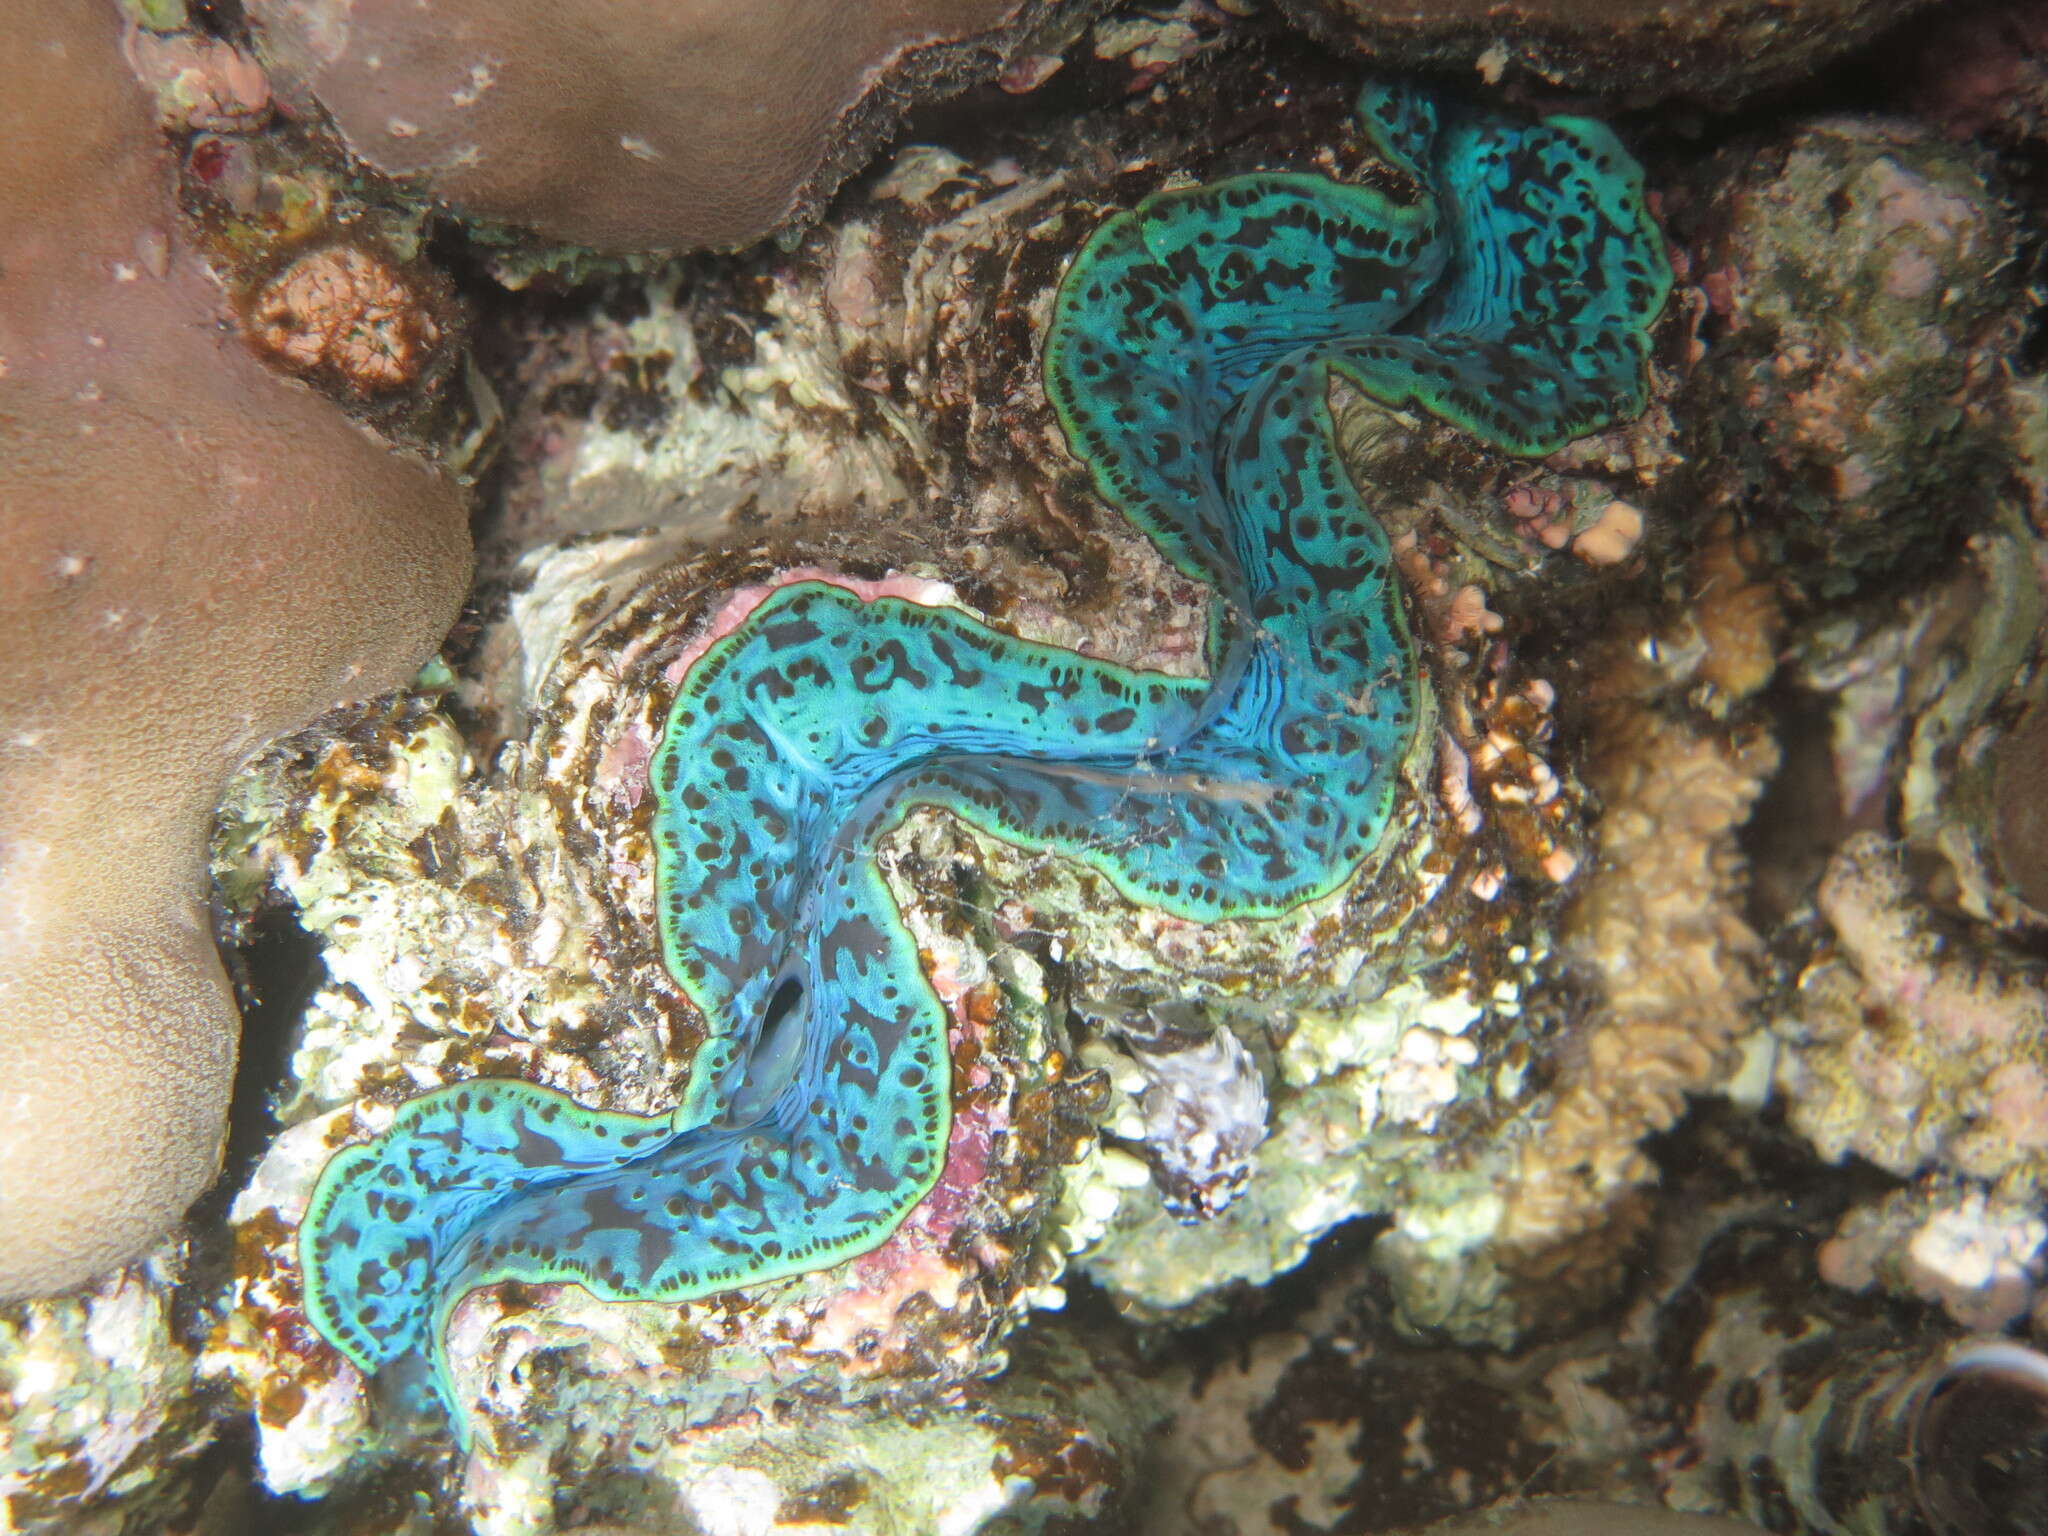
left=298, top=82, right=1670, bottom=1429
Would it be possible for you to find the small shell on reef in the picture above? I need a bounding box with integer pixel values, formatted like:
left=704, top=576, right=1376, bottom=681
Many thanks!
left=1103, top=1002, right=1268, bottom=1220
left=1912, top=1339, right=2048, bottom=1536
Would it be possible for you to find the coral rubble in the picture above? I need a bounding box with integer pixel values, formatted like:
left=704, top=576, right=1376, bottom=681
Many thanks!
left=0, top=1255, right=213, bottom=1536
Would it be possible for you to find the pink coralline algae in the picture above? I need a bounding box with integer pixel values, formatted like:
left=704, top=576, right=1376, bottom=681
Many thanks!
left=810, top=1091, right=1001, bottom=1363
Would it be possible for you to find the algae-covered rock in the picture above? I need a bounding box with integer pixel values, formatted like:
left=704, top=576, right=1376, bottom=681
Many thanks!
left=1776, top=833, right=2048, bottom=1187
left=1676, top=118, right=2022, bottom=598
left=0, top=1255, right=212, bottom=1536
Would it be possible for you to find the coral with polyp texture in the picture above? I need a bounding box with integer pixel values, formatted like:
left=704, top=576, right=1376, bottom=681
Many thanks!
left=0, top=0, right=470, bottom=1297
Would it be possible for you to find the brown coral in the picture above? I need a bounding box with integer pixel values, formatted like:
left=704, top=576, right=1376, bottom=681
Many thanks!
left=244, top=0, right=1093, bottom=253
left=1500, top=711, right=1778, bottom=1283
left=0, top=1, right=469, bottom=1296
left=1497, top=539, right=1783, bottom=1301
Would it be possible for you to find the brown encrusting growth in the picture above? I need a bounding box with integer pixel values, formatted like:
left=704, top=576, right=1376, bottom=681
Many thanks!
left=245, top=0, right=1099, bottom=253
left=0, top=0, right=469, bottom=1297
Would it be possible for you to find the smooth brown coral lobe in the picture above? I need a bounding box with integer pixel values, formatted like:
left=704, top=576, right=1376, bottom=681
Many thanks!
left=0, top=0, right=469, bottom=1296
left=244, top=0, right=1078, bottom=252
left=1992, top=699, right=2048, bottom=916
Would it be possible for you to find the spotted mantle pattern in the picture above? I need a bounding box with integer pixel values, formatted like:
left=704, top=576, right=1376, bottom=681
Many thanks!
left=298, top=81, right=1670, bottom=1430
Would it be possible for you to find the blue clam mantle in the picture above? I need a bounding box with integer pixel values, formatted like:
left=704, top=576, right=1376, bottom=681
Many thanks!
left=299, top=82, right=1670, bottom=1426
